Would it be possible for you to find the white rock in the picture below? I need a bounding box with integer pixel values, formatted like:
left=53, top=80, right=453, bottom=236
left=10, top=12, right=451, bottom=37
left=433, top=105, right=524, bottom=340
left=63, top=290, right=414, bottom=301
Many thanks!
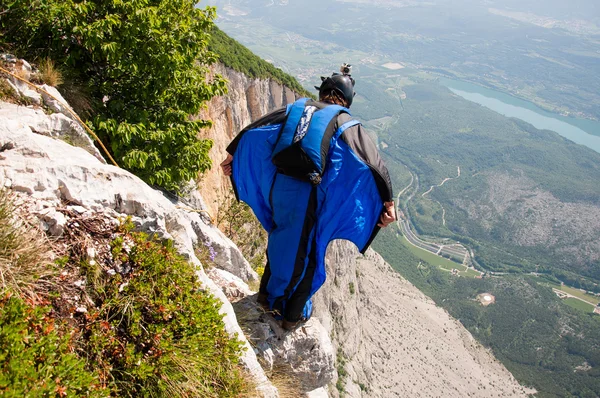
left=20, top=59, right=32, bottom=72
left=220, top=286, right=336, bottom=393
left=0, top=102, right=105, bottom=163
left=274, top=318, right=336, bottom=390
left=86, top=246, right=96, bottom=260
left=70, top=205, right=89, bottom=215
left=206, top=267, right=254, bottom=300
left=35, top=207, right=67, bottom=237
left=39, top=84, right=73, bottom=115
left=7, top=78, right=41, bottom=105
left=306, top=387, right=329, bottom=398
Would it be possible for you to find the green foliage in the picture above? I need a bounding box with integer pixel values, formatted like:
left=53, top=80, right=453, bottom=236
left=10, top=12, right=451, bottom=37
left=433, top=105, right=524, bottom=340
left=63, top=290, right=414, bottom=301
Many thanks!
left=0, top=294, right=103, bottom=397
left=79, top=228, right=246, bottom=397
left=209, top=26, right=313, bottom=98
left=2, top=0, right=227, bottom=191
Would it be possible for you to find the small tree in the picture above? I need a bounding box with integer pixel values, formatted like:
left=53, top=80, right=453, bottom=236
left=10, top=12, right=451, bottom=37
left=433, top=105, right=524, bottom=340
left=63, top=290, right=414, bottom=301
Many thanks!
left=2, top=0, right=226, bottom=190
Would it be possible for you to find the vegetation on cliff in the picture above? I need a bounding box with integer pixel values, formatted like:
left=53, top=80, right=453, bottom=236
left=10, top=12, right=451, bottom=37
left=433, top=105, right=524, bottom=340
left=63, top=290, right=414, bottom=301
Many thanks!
left=0, top=190, right=248, bottom=397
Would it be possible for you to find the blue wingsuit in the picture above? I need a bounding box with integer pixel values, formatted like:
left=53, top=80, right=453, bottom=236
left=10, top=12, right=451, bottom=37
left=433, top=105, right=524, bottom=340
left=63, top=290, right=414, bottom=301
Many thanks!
left=227, top=98, right=393, bottom=322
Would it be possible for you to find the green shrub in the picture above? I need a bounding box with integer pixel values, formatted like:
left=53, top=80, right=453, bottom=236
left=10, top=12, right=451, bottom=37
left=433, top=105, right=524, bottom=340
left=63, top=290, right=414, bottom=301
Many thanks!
left=1, top=0, right=227, bottom=191
left=79, top=226, right=247, bottom=397
left=0, top=190, right=248, bottom=397
left=0, top=294, right=103, bottom=397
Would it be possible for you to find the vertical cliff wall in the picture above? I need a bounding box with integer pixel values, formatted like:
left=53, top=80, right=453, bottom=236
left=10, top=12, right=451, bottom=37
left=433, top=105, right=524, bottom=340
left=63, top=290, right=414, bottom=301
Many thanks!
left=197, top=63, right=299, bottom=218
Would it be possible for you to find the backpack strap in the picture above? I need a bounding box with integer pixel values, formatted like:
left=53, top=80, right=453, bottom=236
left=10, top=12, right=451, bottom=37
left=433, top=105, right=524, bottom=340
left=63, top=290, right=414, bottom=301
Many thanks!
left=273, top=98, right=343, bottom=160
left=333, top=119, right=361, bottom=141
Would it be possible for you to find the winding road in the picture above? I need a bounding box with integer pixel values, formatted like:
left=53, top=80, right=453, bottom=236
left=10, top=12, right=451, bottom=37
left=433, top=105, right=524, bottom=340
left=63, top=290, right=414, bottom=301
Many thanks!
left=395, top=165, right=480, bottom=274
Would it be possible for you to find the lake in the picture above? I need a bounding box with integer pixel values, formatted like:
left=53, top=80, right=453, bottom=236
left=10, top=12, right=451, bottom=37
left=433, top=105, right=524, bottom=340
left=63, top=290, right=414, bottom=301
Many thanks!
left=439, top=78, right=600, bottom=154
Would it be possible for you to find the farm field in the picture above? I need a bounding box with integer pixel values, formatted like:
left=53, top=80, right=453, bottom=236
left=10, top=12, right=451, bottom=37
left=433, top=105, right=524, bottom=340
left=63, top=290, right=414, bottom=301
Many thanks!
left=563, top=297, right=595, bottom=313
left=545, top=282, right=600, bottom=306
left=399, top=236, right=480, bottom=278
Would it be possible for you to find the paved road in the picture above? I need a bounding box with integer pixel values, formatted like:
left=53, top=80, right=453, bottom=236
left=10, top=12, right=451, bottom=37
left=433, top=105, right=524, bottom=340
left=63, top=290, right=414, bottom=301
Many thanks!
left=396, top=167, right=482, bottom=275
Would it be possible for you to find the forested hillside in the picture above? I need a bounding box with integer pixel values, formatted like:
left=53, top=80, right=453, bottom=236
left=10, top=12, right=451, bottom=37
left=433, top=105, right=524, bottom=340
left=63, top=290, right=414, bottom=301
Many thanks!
left=348, top=65, right=600, bottom=286
left=208, top=26, right=312, bottom=98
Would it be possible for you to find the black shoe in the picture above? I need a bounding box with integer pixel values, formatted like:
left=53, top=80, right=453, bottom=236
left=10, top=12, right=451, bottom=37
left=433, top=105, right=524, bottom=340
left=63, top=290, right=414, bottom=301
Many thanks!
left=257, top=292, right=269, bottom=311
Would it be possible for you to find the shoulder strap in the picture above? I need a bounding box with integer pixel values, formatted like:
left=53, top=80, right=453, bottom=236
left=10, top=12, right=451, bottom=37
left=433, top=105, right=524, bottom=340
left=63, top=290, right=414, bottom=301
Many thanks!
left=334, top=119, right=361, bottom=141
left=285, top=97, right=309, bottom=116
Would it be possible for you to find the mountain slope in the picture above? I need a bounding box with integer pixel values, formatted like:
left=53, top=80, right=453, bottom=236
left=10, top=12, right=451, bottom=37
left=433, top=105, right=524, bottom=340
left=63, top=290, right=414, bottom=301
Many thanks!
left=314, top=241, right=532, bottom=397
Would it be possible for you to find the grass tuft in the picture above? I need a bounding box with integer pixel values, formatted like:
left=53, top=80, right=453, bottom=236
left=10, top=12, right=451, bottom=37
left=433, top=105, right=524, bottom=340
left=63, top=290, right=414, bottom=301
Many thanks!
left=268, top=364, right=304, bottom=398
left=34, top=58, right=63, bottom=87
left=0, top=189, right=54, bottom=299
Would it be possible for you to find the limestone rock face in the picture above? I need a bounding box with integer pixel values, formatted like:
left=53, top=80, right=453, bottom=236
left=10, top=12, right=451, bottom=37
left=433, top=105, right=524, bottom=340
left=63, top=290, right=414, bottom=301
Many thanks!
left=0, top=101, right=103, bottom=163
left=313, top=241, right=532, bottom=398
left=196, top=64, right=301, bottom=218
left=0, top=97, right=277, bottom=397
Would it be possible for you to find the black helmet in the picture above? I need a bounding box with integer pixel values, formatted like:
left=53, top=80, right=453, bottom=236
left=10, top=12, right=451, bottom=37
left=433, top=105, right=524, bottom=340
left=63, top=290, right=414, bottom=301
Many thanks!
left=315, top=73, right=356, bottom=107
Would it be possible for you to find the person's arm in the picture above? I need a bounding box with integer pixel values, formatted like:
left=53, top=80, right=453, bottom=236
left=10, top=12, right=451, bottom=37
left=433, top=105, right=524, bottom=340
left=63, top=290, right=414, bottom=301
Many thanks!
left=221, top=106, right=288, bottom=176
left=379, top=201, right=396, bottom=228
left=220, top=153, right=233, bottom=176
left=225, top=107, right=287, bottom=155
left=339, top=116, right=396, bottom=227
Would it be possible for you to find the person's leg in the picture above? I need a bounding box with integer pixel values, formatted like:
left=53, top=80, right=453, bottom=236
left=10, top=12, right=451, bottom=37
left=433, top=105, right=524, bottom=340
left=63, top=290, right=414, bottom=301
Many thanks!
left=283, top=236, right=318, bottom=324
left=257, top=257, right=271, bottom=310
left=265, top=174, right=316, bottom=318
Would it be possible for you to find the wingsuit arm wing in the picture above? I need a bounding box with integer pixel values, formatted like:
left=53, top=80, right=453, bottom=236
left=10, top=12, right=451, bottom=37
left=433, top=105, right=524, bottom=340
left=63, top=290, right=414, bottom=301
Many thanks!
left=315, top=117, right=394, bottom=258
left=227, top=106, right=288, bottom=232
left=226, top=107, right=287, bottom=155
left=338, top=114, right=393, bottom=202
